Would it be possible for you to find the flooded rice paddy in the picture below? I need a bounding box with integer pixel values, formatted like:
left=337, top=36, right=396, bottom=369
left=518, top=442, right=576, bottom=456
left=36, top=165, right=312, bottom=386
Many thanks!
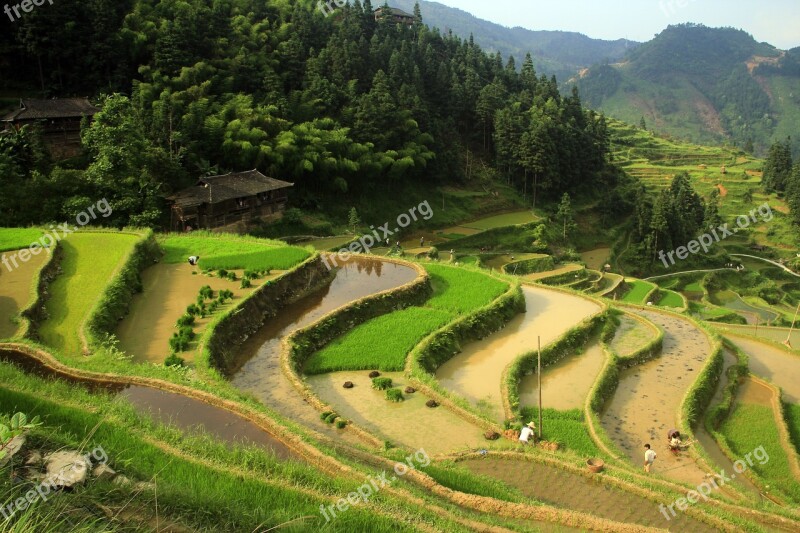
left=0, top=249, right=49, bottom=339
left=601, top=309, right=712, bottom=485
left=0, top=347, right=298, bottom=461
left=116, top=263, right=261, bottom=363
left=436, top=286, right=601, bottom=422
left=519, top=340, right=605, bottom=411
left=610, top=313, right=659, bottom=358
left=724, top=334, right=800, bottom=403
left=307, top=371, right=490, bottom=455
left=231, top=257, right=418, bottom=441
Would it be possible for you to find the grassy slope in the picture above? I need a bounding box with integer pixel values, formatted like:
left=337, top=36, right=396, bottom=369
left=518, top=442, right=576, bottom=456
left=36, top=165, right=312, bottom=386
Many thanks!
left=38, top=233, right=140, bottom=355
left=305, top=264, right=508, bottom=374
left=0, top=365, right=432, bottom=532
left=159, top=233, right=310, bottom=271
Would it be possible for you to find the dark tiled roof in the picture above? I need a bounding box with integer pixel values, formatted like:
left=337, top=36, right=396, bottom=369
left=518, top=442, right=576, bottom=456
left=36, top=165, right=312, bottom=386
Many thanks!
left=1, top=98, right=99, bottom=122
left=375, top=6, right=415, bottom=18
left=169, top=170, right=293, bottom=207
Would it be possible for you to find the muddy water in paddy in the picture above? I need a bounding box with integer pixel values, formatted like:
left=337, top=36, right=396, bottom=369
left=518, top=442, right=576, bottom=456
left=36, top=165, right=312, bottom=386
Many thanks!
left=601, top=309, right=712, bottom=485
left=307, top=371, right=490, bottom=455
left=231, top=257, right=418, bottom=440
left=461, top=457, right=716, bottom=532
left=0, top=249, right=49, bottom=338
left=724, top=334, right=800, bottom=403
left=0, top=349, right=299, bottom=461
left=116, top=263, right=259, bottom=363
left=718, top=324, right=800, bottom=352
left=118, top=386, right=297, bottom=460
left=610, top=313, right=658, bottom=358
left=436, top=286, right=601, bottom=422
left=519, top=340, right=605, bottom=411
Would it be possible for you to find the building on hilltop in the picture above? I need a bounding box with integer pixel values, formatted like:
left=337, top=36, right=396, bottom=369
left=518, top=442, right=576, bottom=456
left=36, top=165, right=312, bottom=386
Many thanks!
left=374, top=6, right=415, bottom=25
left=1, top=98, right=98, bottom=158
left=167, top=170, right=293, bottom=232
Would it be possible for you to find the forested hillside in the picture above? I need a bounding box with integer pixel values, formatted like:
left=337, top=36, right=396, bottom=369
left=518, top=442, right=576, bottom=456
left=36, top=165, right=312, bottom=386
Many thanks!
left=0, top=0, right=620, bottom=229
left=576, top=24, right=800, bottom=156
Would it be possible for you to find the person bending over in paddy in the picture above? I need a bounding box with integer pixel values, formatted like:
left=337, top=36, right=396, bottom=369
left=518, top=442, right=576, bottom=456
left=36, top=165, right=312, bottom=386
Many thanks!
left=188, top=255, right=200, bottom=266
left=644, top=443, right=657, bottom=472
left=518, top=421, right=536, bottom=446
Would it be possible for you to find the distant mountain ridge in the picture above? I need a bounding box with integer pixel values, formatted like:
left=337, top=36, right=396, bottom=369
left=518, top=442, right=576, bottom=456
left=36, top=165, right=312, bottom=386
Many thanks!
left=389, top=0, right=638, bottom=79
left=575, top=24, right=800, bottom=155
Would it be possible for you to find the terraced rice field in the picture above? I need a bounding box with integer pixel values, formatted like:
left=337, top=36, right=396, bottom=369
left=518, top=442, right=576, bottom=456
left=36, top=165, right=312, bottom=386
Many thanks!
left=436, top=285, right=601, bottom=421
left=307, top=371, right=491, bottom=455
left=38, top=232, right=142, bottom=355
left=602, top=309, right=712, bottom=485
left=610, top=313, right=659, bottom=357
left=0, top=247, right=49, bottom=338
left=621, top=279, right=656, bottom=304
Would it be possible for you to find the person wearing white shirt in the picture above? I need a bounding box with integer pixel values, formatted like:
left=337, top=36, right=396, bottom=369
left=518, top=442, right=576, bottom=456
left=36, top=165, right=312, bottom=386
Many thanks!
left=519, top=421, right=536, bottom=445
left=644, top=443, right=657, bottom=472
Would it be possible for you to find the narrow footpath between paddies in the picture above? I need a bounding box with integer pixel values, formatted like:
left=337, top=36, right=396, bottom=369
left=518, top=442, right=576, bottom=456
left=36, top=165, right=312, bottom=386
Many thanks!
left=601, top=309, right=711, bottom=486
left=435, top=285, right=601, bottom=422
left=230, top=257, right=418, bottom=443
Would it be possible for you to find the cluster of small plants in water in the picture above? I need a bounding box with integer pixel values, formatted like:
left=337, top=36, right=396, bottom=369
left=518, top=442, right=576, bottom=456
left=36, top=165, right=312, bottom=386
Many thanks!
left=203, top=268, right=269, bottom=289
left=320, top=410, right=347, bottom=429
left=166, top=285, right=235, bottom=366
left=371, top=377, right=404, bottom=402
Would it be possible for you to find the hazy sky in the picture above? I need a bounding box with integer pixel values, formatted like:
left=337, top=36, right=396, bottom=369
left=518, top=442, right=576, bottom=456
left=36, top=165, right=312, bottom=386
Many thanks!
left=429, top=0, right=800, bottom=49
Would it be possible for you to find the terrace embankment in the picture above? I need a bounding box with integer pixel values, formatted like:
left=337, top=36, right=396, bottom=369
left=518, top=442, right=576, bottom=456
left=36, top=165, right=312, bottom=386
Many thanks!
left=230, top=257, right=420, bottom=441
left=601, top=309, right=712, bottom=485
left=435, top=285, right=601, bottom=422
left=0, top=249, right=50, bottom=338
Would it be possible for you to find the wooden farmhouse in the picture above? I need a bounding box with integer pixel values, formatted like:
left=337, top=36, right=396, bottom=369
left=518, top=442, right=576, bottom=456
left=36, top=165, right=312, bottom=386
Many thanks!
left=167, top=170, right=293, bottom=231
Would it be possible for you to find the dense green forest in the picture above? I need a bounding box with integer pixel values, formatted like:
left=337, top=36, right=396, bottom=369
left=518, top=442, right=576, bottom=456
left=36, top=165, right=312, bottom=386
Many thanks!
left=0, top=0, right=622, bottom=228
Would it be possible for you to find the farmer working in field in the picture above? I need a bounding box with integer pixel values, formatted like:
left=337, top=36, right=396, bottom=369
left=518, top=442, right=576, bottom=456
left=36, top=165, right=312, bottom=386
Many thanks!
left=518, top=421, right=536, bottom=446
